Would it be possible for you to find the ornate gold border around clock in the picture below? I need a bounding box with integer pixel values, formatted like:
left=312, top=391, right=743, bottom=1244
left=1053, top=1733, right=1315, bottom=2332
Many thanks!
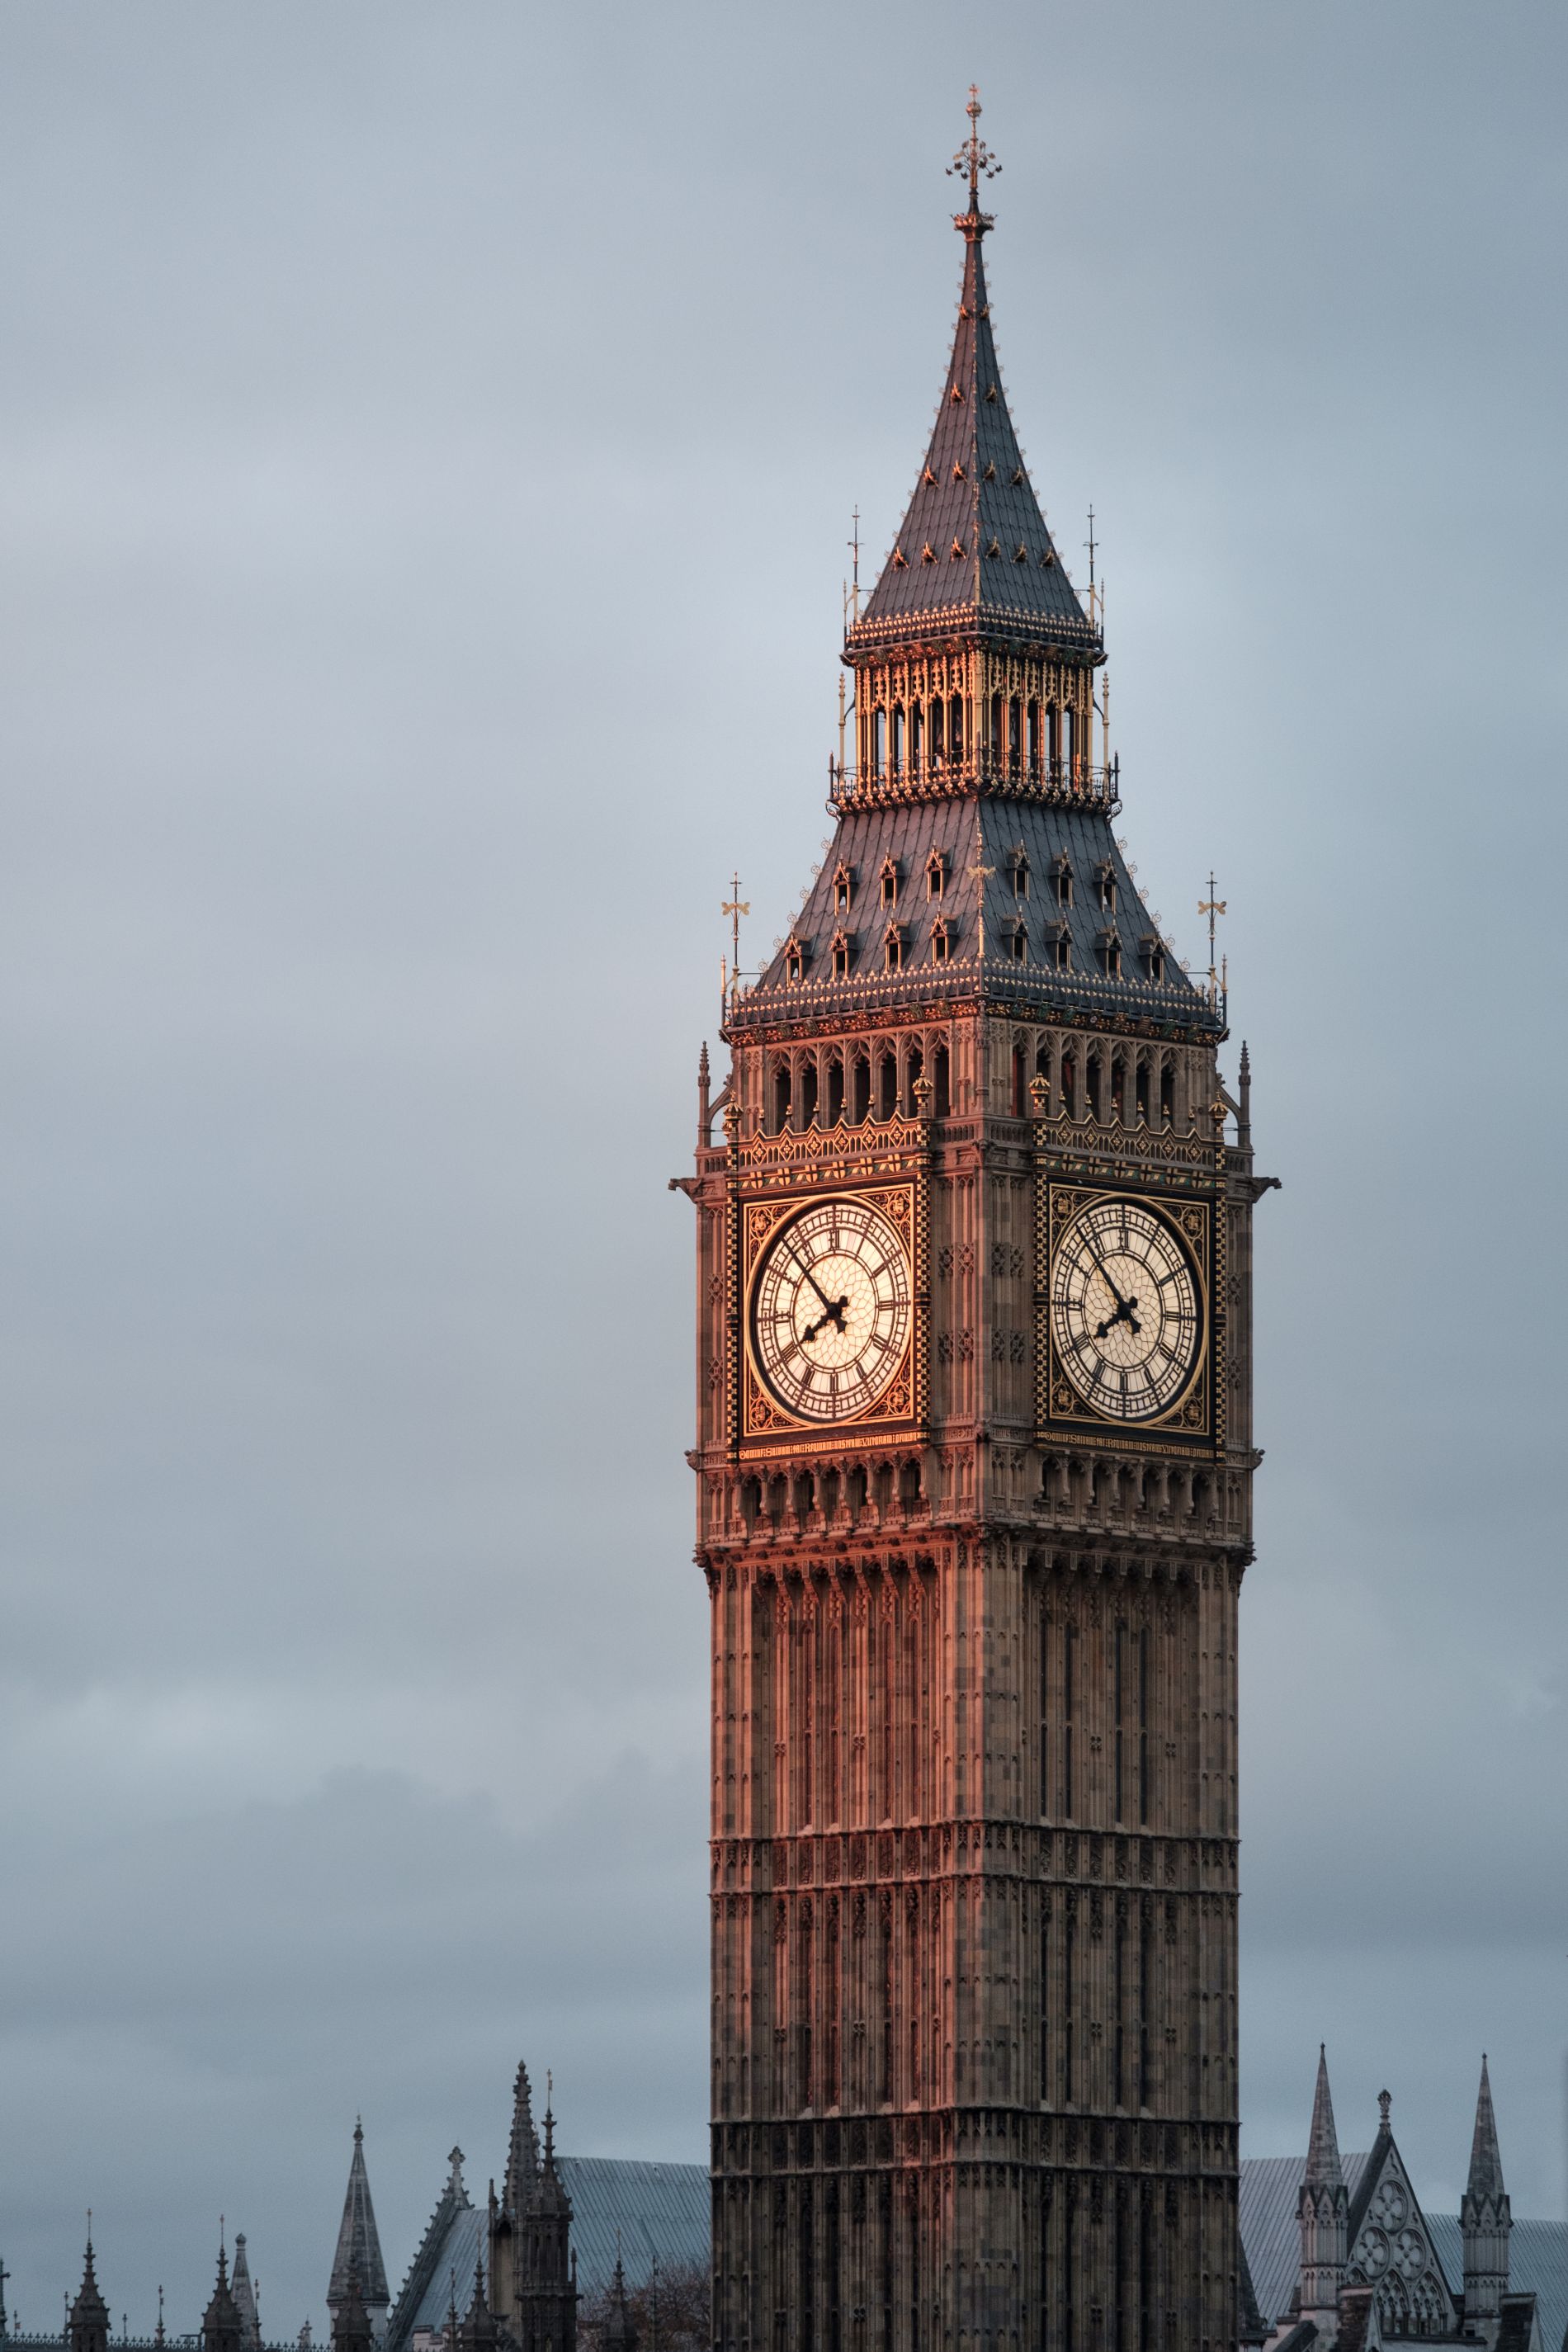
left=1035, top=1182, right=1215, bottom=1444
left=739, top=1183, right=922, bottom=1446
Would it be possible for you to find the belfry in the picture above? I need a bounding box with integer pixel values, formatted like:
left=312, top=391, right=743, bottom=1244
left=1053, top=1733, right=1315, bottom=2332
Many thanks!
left=687, top=92, right=1273, bottom=2352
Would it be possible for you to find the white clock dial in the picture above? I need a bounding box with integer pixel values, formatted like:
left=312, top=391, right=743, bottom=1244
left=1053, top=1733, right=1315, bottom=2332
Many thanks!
left=1051, top=1197, right=1202, bottom=1422
left=751, top=1197, right=912, bottom=1423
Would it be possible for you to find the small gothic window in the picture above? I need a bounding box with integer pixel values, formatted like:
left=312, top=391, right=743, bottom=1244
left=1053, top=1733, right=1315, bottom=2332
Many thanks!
left=926, top=851, right=947, bottom=900
left=784, top=935, right=805, bottom=985
left=1098, top=931, right=1122, bottom=980
left=834, top=864, right=854, bottom=913
left=931, top=919, right=951, bottom=964
left=930, top=700, right=946, bottom=764
left=1051, top=855, right=1073, bottom=909
left=831, top=929, right=852, bottom=980
left=1140, top=935, right=1165, bottom=985
left=880, top=859, right=901, bottom=909
left=852, top=1056, right=871, bottom=1124
left=884, top=925, right=904, bottom=973
left=827, top=1058, right=845, bottom=1125
left=1096, top=862, right=1117, bottom=914
left=1005, top=919, right=1028, bottom=964
left=878, top=1051, right=898, bottom=1120
left=1046, top=922, right=1071, bottom=971
left=1008, top=849, right=1031, bottom=900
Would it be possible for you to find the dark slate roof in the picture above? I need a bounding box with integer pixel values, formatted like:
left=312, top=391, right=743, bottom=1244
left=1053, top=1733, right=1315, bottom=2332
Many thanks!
left=553, top=2161, right=708, bottom=2298
left=735, top=793, right=1216, bottom=1038
left=847, top=193, right=1099, bottom=664
left=390, top=2159, right=708, bottom=2338
left=1238, top=2153, right=1568, bottom=2352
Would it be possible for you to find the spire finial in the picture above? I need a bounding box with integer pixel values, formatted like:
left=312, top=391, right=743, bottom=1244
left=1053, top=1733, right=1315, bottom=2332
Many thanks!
left=1378, top=2087, right=1392, bottom=2130
left=948, top=85, right=1000, bottom=205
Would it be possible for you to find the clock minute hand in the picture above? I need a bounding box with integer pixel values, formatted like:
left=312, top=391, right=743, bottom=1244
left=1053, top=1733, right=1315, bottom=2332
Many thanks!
left=1090, top=1254, right=1141, bottom=1339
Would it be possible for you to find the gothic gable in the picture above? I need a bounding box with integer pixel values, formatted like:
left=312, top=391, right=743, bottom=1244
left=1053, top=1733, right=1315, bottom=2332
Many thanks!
left=1346, top=2136, right=1458, bottom=2340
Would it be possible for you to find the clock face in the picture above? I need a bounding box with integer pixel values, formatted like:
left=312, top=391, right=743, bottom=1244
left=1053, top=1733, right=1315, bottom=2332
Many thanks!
left=1050, top=1197, right=1202, bottom=1422
left=751, top=1196, right=912, bottom=1423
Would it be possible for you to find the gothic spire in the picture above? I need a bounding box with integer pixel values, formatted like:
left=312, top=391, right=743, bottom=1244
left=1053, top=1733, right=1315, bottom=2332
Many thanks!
left=69, top=2236, right=111, bottom=2352
left=848, top=92, right=1098, bottom=666
left=201, top=2246, right=244, bottom=2352
left=1466, top=2053, right=1505, bottom=2202
left=602, top=2257, right=636, bottom=2352
left=503, top=2063, right=540, bottom=2210
left=230, top=2237, right=260, bottom=2352
left=1305, top=2044, right=1344, bottom=2189
left=328, top=2124, right=390, bottom=2335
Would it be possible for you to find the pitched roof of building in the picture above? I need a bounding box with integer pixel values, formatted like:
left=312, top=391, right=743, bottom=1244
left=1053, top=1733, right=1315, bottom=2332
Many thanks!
left=846, top=178, right=1098, bottom=664
left=328, top=2126, right=390, bottom=2313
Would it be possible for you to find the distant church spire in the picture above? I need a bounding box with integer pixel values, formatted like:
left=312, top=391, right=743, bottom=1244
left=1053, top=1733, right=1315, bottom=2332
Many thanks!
left=328, top=2124, right=390, bottom=2346
left=1462, top=2054, right=1512, bottom=2332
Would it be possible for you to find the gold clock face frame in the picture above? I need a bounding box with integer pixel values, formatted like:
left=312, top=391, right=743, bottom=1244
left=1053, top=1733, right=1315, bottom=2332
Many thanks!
left=1046, top=1191, right=1208, bottom=1427
left=747, top=1193, right=914, bottom=1426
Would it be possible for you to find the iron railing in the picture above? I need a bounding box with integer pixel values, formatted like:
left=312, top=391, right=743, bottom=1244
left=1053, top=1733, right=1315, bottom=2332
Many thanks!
left=828, top=750, right=1120, bottom=814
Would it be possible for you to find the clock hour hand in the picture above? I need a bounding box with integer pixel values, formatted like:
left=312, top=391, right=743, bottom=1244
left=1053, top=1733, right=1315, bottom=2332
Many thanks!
left=800, top=1295, right=850, bottom=1344
left=1090, top=1255, right=1141, bottom=1339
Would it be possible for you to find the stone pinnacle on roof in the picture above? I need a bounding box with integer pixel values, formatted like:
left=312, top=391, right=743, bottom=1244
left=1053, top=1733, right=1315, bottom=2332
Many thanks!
left=1466, top=2054, right=1506, bottom=2202
left=69, top=2233, right=111, bottom=2352
left=504, top=2064, right=540, bottom=2210
left=329, top=2123, right=390, bottom=2326
left=847, top=90, right=1098, bottom=664
left=1305, top=2045, right=1344, bottom=2189
left=201, top=2244, right=244, bottom=2352
left=230, top=2237, right=260, bottom=2352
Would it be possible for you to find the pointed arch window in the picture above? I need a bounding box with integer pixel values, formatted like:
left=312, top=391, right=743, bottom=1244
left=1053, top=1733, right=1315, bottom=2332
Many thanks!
left=1045, top=921, right=1071, bottom=971
left=930, top=919, right=951, bottom=965
left=883, top=923, right=906, bottom=973
left=1095, top=862, right=1117, bottom=914
left=1003, top=919, right=1028, bottom=964
left=926, top=851, right=947, bottom=900
left=1097, top=929, right=1122, bottom=980
left=784, top=935, right=807, bottom=986
left=880, top=858, right=902, bottom=909
left=833, top=864, right=855, bottom=914
left=1051, top=852, right=1074, bottom=909
left=830, top=929, right=852, bottom=980
left=1140, top=935, right=1165, bottom=985
left=1008, top=848, right=1031, bottom=900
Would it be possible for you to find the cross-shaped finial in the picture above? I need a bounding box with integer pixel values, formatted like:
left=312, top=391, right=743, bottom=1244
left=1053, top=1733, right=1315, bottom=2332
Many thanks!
left=948, top=85, right=1001, bottom=199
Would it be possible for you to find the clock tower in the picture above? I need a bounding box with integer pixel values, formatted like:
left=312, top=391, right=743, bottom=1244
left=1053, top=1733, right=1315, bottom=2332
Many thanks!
left=688, top=97, right=1272, bottom=2352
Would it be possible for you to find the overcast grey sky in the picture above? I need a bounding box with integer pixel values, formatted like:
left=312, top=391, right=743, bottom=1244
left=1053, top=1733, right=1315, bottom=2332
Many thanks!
left=2, top=0, right=1566, bottom=2336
